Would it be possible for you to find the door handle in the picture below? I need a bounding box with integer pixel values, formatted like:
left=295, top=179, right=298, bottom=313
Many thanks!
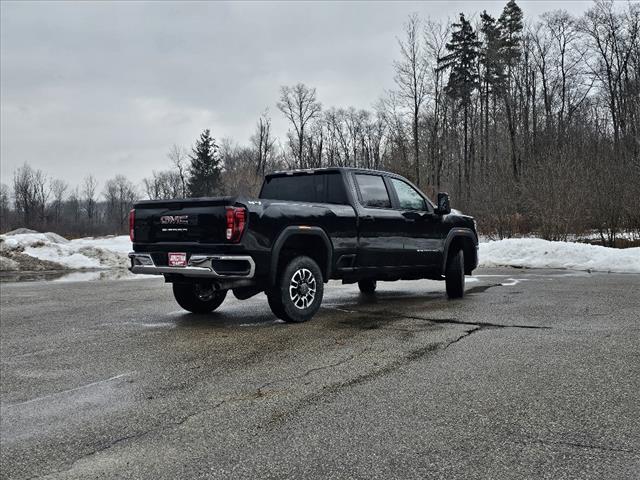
left=402, top=212, right=419, bottom=222
left=361, top=215, right=374, bottom=221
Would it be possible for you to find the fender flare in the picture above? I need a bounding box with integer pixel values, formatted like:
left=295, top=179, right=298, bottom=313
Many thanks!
left=269, top=226, right=333, bottom=285
left=441, top=228, right=478, bottom=275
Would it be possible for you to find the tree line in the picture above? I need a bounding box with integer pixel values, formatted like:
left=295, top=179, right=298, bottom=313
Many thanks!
left=1, top=0, right=638, bottom=245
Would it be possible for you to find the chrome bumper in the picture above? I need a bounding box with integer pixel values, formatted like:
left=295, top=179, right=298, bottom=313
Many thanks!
left=128, top=253, right=255, bottom=279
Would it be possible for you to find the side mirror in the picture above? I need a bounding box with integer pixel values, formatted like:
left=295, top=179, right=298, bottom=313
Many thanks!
left=436, top=192, right=451, bottom=215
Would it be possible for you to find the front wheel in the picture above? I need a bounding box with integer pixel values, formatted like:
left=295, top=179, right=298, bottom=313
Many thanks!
left=268, top=256, right=324, bottom=323
left=445, top=249, right=465, bottom=299
left=172, top=283, right=227, bottom=313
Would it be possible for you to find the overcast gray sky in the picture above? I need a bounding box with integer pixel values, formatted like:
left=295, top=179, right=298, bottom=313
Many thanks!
left=1, top=0, right=594, bottom=188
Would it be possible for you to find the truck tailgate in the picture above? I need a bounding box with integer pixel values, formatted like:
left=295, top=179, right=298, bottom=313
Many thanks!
left=133, top=197, right=238, bottom=244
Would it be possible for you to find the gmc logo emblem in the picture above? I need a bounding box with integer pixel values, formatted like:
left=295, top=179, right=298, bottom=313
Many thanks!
left=160, top=215, right=189, bottom=225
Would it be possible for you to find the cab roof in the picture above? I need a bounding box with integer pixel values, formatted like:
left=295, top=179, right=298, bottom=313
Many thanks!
left=266, top=167, right=394, bottom=179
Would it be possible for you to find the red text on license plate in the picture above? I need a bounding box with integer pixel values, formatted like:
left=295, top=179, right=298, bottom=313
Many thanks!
left=168, top=252, right=187, bottom=267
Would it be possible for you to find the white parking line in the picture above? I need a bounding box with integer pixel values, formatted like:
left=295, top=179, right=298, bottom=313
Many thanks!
left=4, top=372, right=135, bottom=408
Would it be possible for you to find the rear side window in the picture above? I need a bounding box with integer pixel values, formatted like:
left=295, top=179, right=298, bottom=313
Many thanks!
left=325, top=173, right=348, bottom=204
left=260, top=175, right=317, bottom=202
left=354, top=174, right=391, bottom=208
left=259, top=173, right=348, bottom=204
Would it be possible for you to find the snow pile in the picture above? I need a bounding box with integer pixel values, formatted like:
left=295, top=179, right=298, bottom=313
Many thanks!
left=2, top=231, right=639, bottom=274
left=479, top=238, right=640, bottom=274
left=0, top=232, right=131, bottom=271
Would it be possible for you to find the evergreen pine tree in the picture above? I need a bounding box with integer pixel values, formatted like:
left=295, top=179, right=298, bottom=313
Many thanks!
left=498, top=0, right=524, bottom=71
left=498, top=0, right=524, bottom=180
left=437, top=13, right=481, bottom=198
left=187, top=129, right=221, bottom=197
left=480, top=11, right=505, bottom=169
left=480, top=11, right=506, bottom=93
left=438, top=13, right=481, bottom=106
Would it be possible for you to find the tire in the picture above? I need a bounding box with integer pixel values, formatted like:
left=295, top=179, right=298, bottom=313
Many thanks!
left=267, top=255, right=324, bottom=323
left=266, top=289, right=286, bottom=319
left=445, top=249, right=465, bottom=299
left=358, top=279, right=377, bottom=294
left=172, top=283, right=227, bottom=313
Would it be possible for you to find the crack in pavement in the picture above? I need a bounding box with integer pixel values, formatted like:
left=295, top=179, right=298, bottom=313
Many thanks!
left=262, top=327, right=478, bottom=431
left=41, top=351, right=366, bottom=478
left=303, top=354, right=356, bottom=377
left=326, top=301, right=550, bottom=331
left=37, top=400, right=227, bottom=479
left=441, top=326, right=482, bottom=348
left=36, top=303, right=551, bottom=476
left=399, top=314, right=551, bottom=330
left=336, top=306, right=551, bottom=331
left=260, top=307, right=551, bottom=431
left=257, top=353, right=359, bottom=395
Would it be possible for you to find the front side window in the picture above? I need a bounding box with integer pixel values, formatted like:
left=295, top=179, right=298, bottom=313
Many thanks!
left=354, top=174, right=391, bottom=208
left=390, top=178, right=426, bottom=211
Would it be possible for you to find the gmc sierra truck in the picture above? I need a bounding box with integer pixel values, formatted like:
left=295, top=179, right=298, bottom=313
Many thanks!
left=128, top=168, right=478, bottom=322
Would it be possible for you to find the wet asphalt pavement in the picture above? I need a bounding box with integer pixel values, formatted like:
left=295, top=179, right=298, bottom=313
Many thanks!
left=1, top=268, right=639, bottom=479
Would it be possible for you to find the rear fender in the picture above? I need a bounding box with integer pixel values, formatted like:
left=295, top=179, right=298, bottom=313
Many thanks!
left=270, top=226, right=333, bottom=285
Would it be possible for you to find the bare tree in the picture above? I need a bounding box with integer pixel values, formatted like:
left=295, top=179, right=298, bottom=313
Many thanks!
left=50, top=179, right=68, bottom=227
left=424, top=19, right=450, bottom=189
left=12, top=163, right=48, bottom=229
left=250, top=109, right=276, bottom=175
left=104, top=175, right=138, bottom=232
left=582, top=0, right=639, bottom=149
left=66, top=187, right=81, bottom=230
left=82, top=175, right=98, bottom=226
left=143, top=170, right=182, bottom=200
left=0, top=183, right=12, bottom=231
left=167, top=144, right=188, bottom=198
left=277, top=83, right=322, bottom=168
left=13, top=168, right=26, bottom=228
left=395, top=13, right=429, bottom=187
left=219, top=139, right=263, bottom=196
left=33, top=169, right=49, bottom=226
left=380, top=91, right=412, bottom=177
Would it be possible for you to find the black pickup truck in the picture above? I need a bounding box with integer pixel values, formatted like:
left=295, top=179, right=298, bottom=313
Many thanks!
left=129, top=168, right=478, bottom=322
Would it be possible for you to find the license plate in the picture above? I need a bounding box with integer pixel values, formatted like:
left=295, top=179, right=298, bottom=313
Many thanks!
left=168, top=252, right=187, bottom=267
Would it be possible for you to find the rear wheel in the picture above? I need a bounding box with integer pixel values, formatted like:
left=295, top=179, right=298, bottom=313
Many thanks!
left=268, top=255, right=324, bottom=323
left=172, top=283, right=227, bottom=313
left=266, top=289, right=286, bottom=319
left=358, top=279, right=377, bottom=294
left=445, top=249, right=465, bottom=299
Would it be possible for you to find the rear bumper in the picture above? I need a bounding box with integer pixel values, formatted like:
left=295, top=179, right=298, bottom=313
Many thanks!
left=128, top=253, right=256, bottom=279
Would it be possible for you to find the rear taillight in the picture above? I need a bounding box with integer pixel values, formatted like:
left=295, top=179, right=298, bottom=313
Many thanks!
left=129, top=209, right=135, bottom=241
left=225, top=206, right=246, bottom=242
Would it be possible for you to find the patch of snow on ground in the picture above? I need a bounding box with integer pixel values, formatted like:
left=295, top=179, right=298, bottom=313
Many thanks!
left=3, top=231, right=639, bottom=274
left=479, top=238, right=640, bottom=274
left=1, top=232, right=130, bottom=271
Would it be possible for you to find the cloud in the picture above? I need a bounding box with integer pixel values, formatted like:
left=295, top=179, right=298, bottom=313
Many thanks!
left=0, top=0, right=593, bottom=188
